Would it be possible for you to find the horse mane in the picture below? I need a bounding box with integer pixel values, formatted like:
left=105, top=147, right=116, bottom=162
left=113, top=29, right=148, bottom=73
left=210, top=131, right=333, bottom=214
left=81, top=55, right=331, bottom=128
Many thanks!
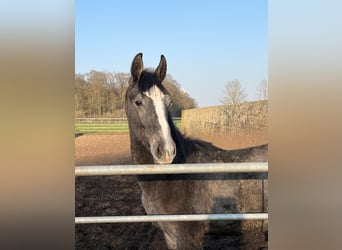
left=167, top=115, right=227, bottom=164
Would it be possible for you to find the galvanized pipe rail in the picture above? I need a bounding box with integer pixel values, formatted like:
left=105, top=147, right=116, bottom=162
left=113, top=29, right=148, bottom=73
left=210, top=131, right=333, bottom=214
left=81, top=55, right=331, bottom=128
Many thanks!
left=75, top=162, right=268, bottom=176
left=76, top=213, right=268, bottom=224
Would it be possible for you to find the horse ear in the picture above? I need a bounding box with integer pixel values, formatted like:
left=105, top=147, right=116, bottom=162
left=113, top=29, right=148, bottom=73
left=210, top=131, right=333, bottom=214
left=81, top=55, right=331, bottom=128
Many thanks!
left=131, top=53, right=143, bottom=82
left=154, top=55, right=167, bottom=82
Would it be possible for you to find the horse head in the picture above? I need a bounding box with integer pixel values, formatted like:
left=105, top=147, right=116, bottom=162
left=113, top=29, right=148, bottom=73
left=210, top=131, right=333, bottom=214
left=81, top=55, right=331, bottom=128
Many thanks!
left=125, top=53, right=176, bottom=164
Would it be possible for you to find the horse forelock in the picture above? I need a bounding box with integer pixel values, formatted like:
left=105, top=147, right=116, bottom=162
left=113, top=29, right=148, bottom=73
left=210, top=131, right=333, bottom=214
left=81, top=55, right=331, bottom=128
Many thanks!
left=136, top=70, right=159, bottom=92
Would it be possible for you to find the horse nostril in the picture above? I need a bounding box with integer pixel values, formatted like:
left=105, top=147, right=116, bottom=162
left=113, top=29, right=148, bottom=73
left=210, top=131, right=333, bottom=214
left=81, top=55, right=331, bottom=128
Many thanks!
left=156, top=145, right=163, bottom=159
left=171, top=146, right=176, bottom=156
left=170, top=143, right=176, bottom=156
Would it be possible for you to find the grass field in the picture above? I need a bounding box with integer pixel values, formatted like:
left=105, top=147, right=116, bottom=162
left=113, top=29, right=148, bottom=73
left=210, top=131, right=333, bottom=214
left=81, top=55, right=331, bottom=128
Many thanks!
left=75, top=119, right=181, bottom=134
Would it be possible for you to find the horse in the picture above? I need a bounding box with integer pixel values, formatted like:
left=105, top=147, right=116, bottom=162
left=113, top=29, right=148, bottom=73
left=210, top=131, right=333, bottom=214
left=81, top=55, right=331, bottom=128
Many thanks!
left=125, top=53, right=268, bottom=249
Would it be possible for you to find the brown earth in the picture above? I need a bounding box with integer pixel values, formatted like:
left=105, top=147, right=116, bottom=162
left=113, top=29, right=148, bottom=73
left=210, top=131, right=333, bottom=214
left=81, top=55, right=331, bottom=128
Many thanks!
left=75, top=133, right=268, bottom=250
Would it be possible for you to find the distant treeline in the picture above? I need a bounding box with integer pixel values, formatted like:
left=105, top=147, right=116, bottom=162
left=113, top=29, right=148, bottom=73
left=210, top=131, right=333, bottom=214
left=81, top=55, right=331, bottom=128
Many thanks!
left=75, top=70, right=197, bottom=117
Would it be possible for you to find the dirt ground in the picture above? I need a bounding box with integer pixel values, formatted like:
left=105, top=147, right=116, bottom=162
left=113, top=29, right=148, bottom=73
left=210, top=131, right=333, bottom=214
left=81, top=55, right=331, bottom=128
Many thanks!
left=75, top=133, right=268, bottom=249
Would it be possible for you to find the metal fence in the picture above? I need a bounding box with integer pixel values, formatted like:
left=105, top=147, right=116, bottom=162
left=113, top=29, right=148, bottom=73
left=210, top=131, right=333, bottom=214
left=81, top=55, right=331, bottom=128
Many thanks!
left=75, top=162, right=268, bottom=224
left=75, top=117, right=181, bottom=134
left=75, top=117, right=181, bottom=123
left=75, top=117, right=128, bottom=123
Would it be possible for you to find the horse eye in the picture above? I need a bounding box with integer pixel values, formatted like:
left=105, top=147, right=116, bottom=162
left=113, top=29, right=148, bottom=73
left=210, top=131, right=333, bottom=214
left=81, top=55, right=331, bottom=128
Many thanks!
left=134, top=100, right=142, bottom=106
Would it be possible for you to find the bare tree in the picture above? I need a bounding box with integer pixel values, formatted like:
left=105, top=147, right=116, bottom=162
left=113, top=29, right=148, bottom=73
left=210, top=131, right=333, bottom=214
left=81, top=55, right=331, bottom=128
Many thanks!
left=163, top=75, right=197, bottom=117
left=221, top=79, right=247, bottom=105
left=256, top=79, right=268, bottom=100
left=74, top=71, right=196, bottom=117
left=114, top=73, right=130, bottom=110
left=75, top=74, right=89, bottom=117
left=86, top=70, right=109, bottom=116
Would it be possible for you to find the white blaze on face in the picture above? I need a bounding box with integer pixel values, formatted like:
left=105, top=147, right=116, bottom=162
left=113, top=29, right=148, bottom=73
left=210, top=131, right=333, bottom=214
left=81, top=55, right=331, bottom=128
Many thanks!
left=144, top=85, right=173, bottom=147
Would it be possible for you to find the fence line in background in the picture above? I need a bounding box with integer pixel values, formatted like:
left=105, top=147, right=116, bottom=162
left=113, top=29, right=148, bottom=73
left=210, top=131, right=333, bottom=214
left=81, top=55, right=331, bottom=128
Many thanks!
left=75, top=118, right=127, bottom=124
left=75, top=117, right=181, bottom=123
left=75, top=117, right=182, bottom=133
left=75, top=162, right=268, bottom=176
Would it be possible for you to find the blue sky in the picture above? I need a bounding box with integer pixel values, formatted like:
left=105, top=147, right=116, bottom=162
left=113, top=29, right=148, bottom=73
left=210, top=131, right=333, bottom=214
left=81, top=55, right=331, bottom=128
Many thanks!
left=76, top=1, right=267, bottom=107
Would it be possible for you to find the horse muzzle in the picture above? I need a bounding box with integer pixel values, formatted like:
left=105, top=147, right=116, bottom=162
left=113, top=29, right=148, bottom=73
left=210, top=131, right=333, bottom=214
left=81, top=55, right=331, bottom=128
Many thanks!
left=151, top=141, right=176, bottom=164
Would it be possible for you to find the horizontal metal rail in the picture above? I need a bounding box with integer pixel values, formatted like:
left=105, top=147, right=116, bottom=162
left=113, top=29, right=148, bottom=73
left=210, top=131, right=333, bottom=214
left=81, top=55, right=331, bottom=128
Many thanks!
left=75, top=213, right=268, bottom=224
left=75, top=162, right=268, bottom=176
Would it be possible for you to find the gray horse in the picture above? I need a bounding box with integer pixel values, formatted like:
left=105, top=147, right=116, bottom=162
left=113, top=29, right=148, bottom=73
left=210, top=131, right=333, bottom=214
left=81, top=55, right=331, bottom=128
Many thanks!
left=125, top=53, right=268, bottom=249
